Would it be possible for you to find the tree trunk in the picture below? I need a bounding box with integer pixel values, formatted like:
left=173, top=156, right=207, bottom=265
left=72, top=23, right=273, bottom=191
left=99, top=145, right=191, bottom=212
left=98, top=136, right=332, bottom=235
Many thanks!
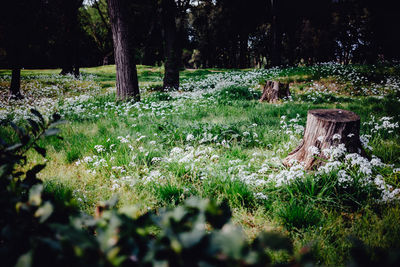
left=283, top=109, right=365, bottom=170
left=8, top=33, right=23, bottom=100
left=259, top=81, right=290, bottom=103
left=9, top=68, right=22, bottom=100
left=270, top=0, right=281, bottom=66
left=107, top=0, right=140, bottom=101
left=142, top=15, right=158, bottom=66
left=239, top=32, right=249, bottom=69
left=103, top=51, right=113, bottom=66
left=59, top=0, right=82, bottom=78
left=161, top=0, right=181, bottom=90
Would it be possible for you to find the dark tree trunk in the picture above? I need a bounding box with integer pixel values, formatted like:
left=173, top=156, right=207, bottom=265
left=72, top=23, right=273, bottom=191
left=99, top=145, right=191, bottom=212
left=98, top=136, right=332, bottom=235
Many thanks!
left=8, top=33, right=23, bottom=100
left=59, top=0, right=82, bottom=78
left=60, top=66, right=73, bottom=75
left=107, top=0, right=140, bottom=101
left=142, top=16, right=159, bottom=66
left=228, top=41, right=238, bottom=68
left=9, top=68, right=22, bottom=100
left=161, top=0, right=181, bottom=90
left=60, top=66, right=80, bottom=77
left=5, top=1, right=25, bottom=100
left=270, top=0, right=281, bottom=66
left=103, top=51, right=113, bottom=66
left=143, top=44, right=157, bottom=66
left=239, top=32, right=249, bottom=68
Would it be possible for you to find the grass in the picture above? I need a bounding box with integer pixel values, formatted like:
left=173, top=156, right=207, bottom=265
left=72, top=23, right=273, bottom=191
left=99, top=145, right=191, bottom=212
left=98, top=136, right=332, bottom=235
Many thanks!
left=1, top=63, right=400, bottom=265
left=276, top=199, right=322, bottom=230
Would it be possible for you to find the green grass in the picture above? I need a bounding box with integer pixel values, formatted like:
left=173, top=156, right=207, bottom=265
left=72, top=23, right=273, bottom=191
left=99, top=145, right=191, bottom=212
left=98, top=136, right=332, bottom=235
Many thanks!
left=1, top=63, right=400, bottom=266
left=276, top=199, right=322, bottom=230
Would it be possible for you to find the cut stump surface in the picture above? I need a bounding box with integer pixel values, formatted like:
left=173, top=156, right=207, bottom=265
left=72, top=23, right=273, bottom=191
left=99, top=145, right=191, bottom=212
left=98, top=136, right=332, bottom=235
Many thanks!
left=259, top=81, right=290, bottom=103
left=283, top=109, right=365, bottom=170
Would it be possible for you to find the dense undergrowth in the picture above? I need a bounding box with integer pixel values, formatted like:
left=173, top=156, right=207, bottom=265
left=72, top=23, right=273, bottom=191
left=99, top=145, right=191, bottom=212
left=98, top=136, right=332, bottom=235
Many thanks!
left=1, top=63, right=400, bottom=266
left=1, top=115, right=307, bottom=266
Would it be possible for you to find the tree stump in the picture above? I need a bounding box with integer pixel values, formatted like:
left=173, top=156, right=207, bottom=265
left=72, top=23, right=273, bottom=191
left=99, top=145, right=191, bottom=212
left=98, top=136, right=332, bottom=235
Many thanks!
left=283, top=109, right=365, bottom=170
left=259, top=81, right=290, bottom=103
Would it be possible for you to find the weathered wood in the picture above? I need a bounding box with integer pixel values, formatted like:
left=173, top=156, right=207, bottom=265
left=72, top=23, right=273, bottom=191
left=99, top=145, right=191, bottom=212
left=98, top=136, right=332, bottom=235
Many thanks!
left=283, top=109, right=365, bottom=170
left=259, top=81, right=290, bottom=103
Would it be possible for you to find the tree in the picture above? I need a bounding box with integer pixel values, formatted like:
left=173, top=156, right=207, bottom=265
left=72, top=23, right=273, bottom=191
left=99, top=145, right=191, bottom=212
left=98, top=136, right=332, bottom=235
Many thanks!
left=8, top=27, right=23, bottom=100
left=81, top=0, right=114, bottom=65
left=107, top=0, right=140, bottom=101
left=59, top=0, right=84, bottom=77
left=140, top=0, right=164, bottom=66
left=2, top=1, right=31, bottom=99
left=1, top=0, right=66, bottom=99
left=270, top=0, right=281, bottom=66
left=160, top=0, right=190, bottom=90
left=160, top=0, right=181, bottom=90
left=189, top=0, right=266, bottom=69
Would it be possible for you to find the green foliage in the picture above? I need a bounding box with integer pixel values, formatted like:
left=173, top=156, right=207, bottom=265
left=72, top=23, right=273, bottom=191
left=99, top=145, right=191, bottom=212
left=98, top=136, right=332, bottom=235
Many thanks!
left=153, top=183, right=186, bottom=206
left=202, top=178, right=257, bottom=210
left=217, top=85, right=261, bottom=102
left=148, top=91, right=173, bottom=102
left=0, top=112, right=307, bottom=267
left=223, top=179, right=257, bottom=209
left=2, top=65, right=400, bottom=266
left=284, top=174, right=335, bottom=202
left=276, top=199, right=322, bottom=230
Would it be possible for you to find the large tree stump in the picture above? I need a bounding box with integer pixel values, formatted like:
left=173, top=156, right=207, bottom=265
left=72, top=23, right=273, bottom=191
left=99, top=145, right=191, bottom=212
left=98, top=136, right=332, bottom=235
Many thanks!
left=259, top=81, right=290, bottom=103
left=283, top=109, right=365, bottom=170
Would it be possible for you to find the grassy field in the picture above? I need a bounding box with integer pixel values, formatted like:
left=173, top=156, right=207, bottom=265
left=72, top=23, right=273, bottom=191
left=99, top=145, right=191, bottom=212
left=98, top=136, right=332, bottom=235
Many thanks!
left=1, top=63, right=400, bottom=265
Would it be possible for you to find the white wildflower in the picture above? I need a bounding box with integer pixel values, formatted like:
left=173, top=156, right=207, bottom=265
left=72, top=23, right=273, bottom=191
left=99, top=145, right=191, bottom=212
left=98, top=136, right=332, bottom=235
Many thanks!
left=186, top=134, right=195, bottom=142
left=308, top=146, right=320, bottom=156
left=332, top=134, right=342, bottom=141
left=94, top=145, right=105, bottom=153
left=254, top=192, right=268, bottom=200
left=210, top=155, right=219, bottom=161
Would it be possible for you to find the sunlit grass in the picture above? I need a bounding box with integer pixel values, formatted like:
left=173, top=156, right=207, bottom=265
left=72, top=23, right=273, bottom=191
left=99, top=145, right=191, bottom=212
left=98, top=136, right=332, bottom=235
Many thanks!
left=1, top=63, right=400, bottom=265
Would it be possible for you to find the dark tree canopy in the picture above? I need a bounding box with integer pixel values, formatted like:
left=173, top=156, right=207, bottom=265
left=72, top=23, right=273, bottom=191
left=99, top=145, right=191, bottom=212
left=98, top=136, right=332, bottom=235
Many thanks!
left=0, top=0, right=399, bottom=71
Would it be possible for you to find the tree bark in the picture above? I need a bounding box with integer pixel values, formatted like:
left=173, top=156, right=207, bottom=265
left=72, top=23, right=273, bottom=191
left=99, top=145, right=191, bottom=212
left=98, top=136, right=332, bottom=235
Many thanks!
left=6, top=1, right=24, bottom=100
left=259, top=81, right=290, bottom=103
left=8, top=32, right=23, bottom=100
left=9, top=68, right=22, bottom=100
left=107, top=0, right=140, bottom=101
left=161, top=0, right=181, bottom=90
left=283, top=109, right=365, bottom=170
left=239, top=32, right=249, bottom=68
left=59, top=0, right=82, bottom=78
left=142, top=8, right=160, bottom=67
left=270, top=0, right=281, bottom=66
left=102, top=51, right=113, bottom=66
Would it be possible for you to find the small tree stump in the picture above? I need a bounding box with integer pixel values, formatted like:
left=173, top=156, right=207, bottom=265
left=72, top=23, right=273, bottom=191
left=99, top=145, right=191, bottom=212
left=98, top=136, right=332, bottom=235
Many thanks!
left=259, top=81, right=290, bottom=103
left=283, top=109, right=365, bottom=170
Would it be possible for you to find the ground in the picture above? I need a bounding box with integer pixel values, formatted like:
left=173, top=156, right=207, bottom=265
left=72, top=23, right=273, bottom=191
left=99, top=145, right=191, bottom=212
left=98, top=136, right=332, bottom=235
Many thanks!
left=1, top=63, right=400, bottom=265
